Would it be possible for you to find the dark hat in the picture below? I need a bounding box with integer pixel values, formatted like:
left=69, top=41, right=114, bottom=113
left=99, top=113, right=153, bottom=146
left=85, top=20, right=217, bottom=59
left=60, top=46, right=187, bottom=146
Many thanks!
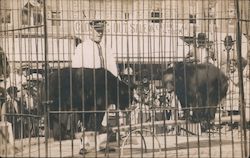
left=89, top=20, right=107, bottom=32
left=7, top=86, right=19, bottom=95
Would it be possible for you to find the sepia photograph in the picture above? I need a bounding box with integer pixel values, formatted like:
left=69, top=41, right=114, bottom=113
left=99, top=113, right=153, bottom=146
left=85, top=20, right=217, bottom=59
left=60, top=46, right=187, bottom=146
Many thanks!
left=0, top=0, right=249, bottom=157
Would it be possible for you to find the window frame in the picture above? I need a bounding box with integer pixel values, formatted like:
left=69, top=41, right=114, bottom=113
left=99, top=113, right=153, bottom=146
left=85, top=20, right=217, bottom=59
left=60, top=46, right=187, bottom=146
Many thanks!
left=21, top=3, right=42, bottom=26
left=189, top=14, right=196, bottom=24
left=21, top=8, right=31, bottom=25
left=0, top=9, right=11, bottom=23
left=150, top=9, right=162, bottom=23
left=33, top=10, right=42, bottom=25
left=51, top=11, right=61, bottom=26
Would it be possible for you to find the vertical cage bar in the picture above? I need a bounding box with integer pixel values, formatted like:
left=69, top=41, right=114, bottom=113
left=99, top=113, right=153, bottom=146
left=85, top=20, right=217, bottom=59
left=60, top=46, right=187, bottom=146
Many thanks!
left=43, top=0, right=49, bottom=157
left=235, top=0, right=248, bottom=158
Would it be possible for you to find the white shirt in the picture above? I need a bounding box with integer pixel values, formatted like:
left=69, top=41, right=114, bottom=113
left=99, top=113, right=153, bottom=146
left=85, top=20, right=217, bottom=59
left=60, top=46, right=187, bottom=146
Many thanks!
left=72, top=39, right=118, bottom=76
left=166, top=91, right=183, bottom=119
left=189, top=47, right=214, bottom=64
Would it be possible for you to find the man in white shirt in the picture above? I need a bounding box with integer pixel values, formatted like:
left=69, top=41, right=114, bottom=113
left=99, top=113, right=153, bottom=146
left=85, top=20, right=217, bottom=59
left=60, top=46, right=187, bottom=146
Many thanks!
left=75, top=20, right=119, bottom=154
left=72, top=20, right=118, bottom=76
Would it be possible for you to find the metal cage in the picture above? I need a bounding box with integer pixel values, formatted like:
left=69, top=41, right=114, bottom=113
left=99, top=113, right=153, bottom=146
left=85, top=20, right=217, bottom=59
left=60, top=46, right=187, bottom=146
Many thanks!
left=0, top=0, right=249, bottom=157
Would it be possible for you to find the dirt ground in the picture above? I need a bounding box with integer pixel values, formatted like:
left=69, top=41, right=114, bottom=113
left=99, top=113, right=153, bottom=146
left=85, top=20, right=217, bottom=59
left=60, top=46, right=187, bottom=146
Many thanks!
left=2, top=127, right=249, bottom=158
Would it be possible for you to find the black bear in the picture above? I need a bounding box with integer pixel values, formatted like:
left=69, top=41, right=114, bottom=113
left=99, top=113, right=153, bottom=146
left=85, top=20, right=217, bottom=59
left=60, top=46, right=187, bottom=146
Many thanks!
left=41, top=67, right=133, bottom=140
left=162, top=62, right=229, bottom=131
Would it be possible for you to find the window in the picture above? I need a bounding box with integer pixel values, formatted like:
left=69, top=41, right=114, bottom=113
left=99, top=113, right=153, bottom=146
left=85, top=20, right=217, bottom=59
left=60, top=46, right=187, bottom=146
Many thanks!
left=22, top=9, right=30, bottom=25
left=33, top=11, right=42, bottom=25
left=0, top=1, right=11, bottom=23
left=150, top=9, right=162, bottom=23
left=21, top=1, right=42, bottom=25
left=52, top=11, right=61, bottom=26
left=189, top=14, right=196, bottom=24
left=0, top=9, right=11, bottom=23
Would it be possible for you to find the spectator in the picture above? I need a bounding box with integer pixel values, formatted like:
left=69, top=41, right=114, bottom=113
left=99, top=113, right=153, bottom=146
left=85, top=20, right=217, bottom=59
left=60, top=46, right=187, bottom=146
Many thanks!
left=162, top=71, right=183, bottom=120
left=0, top=87, right=6, bottom=121
left=165, top=90, right=183, bottom=121
left=0, top=47, right=10, bottom=78
left=1, top=86, right=22, bottom=138
left=122, top=65, right=134, bottom=83
left=1, top=86, right=20, bottom=120
left=5, top=68, right=27, bottom=95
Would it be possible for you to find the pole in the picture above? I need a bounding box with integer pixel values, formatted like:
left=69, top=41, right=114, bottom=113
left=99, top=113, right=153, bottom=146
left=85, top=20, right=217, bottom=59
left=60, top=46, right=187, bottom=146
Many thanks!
left=234, top=0, right=248, bottom=157
left=43, top=0, right=49, bottom=157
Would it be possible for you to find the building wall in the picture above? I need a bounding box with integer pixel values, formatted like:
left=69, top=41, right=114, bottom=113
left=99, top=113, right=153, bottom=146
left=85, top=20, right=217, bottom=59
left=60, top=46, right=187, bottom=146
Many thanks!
left=0, top=0, right=243, bottom=36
